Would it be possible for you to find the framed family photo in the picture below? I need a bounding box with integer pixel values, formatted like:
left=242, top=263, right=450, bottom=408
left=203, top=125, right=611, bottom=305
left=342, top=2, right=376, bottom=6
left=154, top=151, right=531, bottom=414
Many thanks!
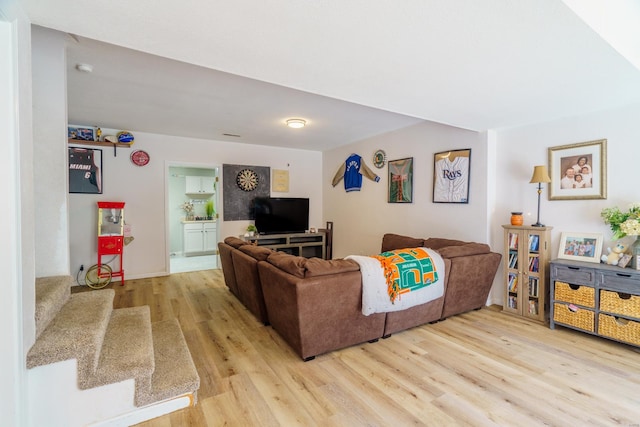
left=388, top=157, right=413, bottom=203
left=557, top=232, right=603, bottom=264
left=548, top=139, right=607, bottom=200
left=433, top=148, right=471, bottom=203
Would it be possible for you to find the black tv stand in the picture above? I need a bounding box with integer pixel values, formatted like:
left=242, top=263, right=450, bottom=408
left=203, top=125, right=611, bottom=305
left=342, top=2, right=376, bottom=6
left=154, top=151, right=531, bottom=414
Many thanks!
left=242, top=232, right=327, bottom=259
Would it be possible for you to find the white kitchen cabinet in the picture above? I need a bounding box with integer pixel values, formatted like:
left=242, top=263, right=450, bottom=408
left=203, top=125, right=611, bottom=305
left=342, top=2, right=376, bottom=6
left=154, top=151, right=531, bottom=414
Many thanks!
left=203, top=222, right=217, bottom=252
left=183, top=221, right=217, bottom=255
left=185, top=176, right=215, bottom=195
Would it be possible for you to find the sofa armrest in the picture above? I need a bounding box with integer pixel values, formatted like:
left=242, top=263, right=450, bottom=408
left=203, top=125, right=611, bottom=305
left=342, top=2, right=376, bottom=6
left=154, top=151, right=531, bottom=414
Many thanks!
left=218, top=242, right=240, bottom=297
left=231, top=250, right=269, bottom=325
left=440, top=252, right=502, bottom=318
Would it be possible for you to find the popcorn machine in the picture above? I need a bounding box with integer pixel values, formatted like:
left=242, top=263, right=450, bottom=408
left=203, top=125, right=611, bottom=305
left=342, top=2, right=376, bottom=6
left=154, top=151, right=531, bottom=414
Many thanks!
left=94, top=201, right=125, bottom=286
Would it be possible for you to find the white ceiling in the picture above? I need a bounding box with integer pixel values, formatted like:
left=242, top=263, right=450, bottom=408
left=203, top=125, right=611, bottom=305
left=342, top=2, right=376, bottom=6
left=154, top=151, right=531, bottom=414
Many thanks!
left=23, top=0, right=640, bottom=151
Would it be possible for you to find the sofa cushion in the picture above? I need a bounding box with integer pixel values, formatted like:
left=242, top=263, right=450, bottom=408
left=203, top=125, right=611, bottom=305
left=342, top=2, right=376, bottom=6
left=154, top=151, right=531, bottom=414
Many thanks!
left=381, top=234, right=425, bottom=252
left=238, top=244, right=272, bottom=261
left=224, top=236, right=247, bottom=249
left=436, top=242, right=490, bottom=258
left=267, top=252, right=307, bottom=278
left=423, top=237, right=466, bottom=250
left=304, top=258, right=360, bottom=278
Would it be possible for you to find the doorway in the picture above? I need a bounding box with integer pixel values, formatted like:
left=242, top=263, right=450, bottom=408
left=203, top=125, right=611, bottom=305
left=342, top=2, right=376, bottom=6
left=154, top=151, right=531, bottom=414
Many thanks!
left=167, top=164, right=220, bottom=273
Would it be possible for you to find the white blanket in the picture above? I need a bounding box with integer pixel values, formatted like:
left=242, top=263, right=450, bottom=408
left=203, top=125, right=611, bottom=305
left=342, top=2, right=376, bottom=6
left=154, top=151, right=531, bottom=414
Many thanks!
left=347, top=248, right=445, bottom=316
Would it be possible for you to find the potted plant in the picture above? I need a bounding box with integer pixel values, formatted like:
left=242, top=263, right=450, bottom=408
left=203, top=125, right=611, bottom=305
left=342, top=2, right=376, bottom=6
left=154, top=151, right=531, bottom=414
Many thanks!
left=205, top=200, right=215, bottom=220
left=246, top=224, right=258, bottom=237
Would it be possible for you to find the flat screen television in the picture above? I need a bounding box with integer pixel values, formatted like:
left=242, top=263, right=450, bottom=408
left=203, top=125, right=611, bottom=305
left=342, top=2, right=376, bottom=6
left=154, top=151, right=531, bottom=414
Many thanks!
left=253, top=197, right=309, bottom=235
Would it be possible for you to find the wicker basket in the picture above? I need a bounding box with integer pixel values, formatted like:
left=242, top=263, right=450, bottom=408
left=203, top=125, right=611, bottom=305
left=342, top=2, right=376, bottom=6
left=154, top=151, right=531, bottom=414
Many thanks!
left=553, top=303, right=594, bottom=332
left=554, top=281, right=595, bottom=308
left=600, top=290, right=640, bottom=318
left=598, top=314, right=640, bottom=346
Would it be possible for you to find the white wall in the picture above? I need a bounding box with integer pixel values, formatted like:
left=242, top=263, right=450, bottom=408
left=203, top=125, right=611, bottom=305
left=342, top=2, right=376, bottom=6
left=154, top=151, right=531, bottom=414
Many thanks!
left=0, top=1, right=33, bottom=425
left=32, top=26, right=70, bottom=277
left=68, top=132, right=323, bottom=280
left=27, top=27, right=322, bottom=281
left=491, top=103, right=640, bottom=303
left=323, top=121, right=490, bottom=258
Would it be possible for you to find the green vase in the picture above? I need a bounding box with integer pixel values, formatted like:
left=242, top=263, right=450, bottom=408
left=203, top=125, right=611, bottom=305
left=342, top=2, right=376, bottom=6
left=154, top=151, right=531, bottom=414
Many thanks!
left=632, top=236, right=640, bottom=270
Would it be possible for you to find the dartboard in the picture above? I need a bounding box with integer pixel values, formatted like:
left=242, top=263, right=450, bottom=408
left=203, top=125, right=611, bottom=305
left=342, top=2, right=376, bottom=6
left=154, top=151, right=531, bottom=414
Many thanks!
left=236, top=169, right=258, bottom=191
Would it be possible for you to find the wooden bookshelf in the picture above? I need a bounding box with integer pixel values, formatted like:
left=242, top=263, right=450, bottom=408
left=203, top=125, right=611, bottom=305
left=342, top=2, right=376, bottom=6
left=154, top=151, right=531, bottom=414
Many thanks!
left=502, top=224, right=552, bottom=323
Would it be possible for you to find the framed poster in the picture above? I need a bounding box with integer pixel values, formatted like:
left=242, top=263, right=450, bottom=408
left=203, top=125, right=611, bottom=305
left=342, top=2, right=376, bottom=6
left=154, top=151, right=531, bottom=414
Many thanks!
left=548, top=139, right=607, bottom=200
left=68, top=147, right=102, bottom=194
left=388, top=157, right=413, bottom=203
left=272, top=169, right=290, bottom=192
left=433, top=148, right=471, bottom=203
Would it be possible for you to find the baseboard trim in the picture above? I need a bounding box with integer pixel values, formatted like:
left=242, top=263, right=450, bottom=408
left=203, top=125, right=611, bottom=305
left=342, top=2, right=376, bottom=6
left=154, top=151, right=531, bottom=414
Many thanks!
left=89, top=393, right=195, bottom=427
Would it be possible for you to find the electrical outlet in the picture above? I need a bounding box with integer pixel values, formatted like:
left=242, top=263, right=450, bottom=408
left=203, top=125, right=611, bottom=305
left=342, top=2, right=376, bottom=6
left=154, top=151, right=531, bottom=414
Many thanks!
left=80, top=264, right=84, bottom=272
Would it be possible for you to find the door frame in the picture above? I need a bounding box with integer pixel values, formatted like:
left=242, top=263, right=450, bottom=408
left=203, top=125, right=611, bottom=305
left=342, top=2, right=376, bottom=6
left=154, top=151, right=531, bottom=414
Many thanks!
left=165, top=161, right=221, bottom=273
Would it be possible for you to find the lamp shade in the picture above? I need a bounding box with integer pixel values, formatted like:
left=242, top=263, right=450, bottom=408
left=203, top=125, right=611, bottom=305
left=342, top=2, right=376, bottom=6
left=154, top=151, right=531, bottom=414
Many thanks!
left=529, top=165, right=551, bottom=184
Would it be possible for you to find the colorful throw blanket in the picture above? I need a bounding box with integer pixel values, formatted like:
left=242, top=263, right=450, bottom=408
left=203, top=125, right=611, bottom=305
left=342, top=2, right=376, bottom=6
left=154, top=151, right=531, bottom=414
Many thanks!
left=346, top=247, right=445, bottom=315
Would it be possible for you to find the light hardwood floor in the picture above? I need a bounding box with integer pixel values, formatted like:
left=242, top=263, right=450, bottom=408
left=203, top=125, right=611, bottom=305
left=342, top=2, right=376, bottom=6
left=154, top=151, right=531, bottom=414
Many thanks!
left=98, top=269, right=640, bottom=426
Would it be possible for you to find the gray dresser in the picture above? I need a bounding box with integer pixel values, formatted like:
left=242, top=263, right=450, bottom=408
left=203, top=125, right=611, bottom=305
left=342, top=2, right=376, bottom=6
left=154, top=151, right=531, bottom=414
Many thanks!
left=550, top=259, right=640, bottom=348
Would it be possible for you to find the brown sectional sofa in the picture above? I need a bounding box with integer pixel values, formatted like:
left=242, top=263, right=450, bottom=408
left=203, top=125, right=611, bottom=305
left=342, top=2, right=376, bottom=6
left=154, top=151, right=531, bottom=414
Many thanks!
left=219, top=233, right=501, bottom=361
left=258, top=254, right=386, bottom=361
left=218, top=237, right=271, bottom=325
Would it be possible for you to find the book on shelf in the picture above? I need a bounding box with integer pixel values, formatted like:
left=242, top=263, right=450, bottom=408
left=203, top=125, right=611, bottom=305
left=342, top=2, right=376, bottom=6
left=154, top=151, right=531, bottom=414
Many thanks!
left=528, top=234, right=540, bottom=252
left=508, top=253, right=518, bottom=269
left=509, top=233, right=519, bottom=250
left=528, top=277, right=539, bottom=297
left=508, top=273, right=518, bottom=292
left=528, top=300, right=538, bottom=315
left=508, top=295, right=518, bottom=309
left=528, top=256, right=539, bottom=273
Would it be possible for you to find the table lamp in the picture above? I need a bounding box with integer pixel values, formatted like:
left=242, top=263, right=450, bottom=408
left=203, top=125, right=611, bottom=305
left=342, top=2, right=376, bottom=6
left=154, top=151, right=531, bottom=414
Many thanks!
left=530, top=165, right=551, bottom=227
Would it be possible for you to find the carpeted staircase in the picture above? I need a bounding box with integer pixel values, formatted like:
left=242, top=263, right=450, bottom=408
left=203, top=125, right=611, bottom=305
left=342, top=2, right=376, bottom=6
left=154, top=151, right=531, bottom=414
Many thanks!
left=27, top=276, right=200, bottom=413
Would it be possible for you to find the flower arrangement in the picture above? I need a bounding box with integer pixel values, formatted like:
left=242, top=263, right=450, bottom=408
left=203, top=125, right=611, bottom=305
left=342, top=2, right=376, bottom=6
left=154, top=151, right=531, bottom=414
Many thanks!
left=601, top=203, right=640, bottom=240
left=181, top=201, right=194, bottom=216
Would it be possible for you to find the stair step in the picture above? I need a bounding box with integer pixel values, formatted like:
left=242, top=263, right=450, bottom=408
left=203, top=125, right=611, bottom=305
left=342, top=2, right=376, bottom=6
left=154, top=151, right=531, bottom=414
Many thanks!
left=34, top=275, right=72, bottom=339
left=27, top=289, right=115, bottom=377
left=82, top=306, right=155, bottom=390
left=136, top=319, right=200, bottom=407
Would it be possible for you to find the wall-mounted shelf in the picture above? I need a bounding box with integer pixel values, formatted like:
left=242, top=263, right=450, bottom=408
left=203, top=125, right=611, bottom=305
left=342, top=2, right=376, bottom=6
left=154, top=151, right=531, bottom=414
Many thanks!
left=68, top=138, right=132, bottom=148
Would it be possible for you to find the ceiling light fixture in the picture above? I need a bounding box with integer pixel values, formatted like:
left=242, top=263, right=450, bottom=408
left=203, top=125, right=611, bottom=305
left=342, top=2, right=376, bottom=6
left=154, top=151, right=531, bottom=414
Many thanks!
left=75, top=63, right=93, bottom=73
left=286, top=118, right=306, bottom=129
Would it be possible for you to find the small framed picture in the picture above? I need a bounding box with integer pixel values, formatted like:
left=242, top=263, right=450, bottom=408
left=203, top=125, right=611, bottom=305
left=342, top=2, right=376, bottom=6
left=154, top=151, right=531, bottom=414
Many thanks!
left=433, top=148, right=471, bottom=203
left=618, top=254, right=632, bottom=269
left=557, top=232, right=603, bottom=264
left=548, top=139, right=607, bottom=200
left=388, top=157, right=413, bottom=203
left=68, top=125, right=96, bottom=141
